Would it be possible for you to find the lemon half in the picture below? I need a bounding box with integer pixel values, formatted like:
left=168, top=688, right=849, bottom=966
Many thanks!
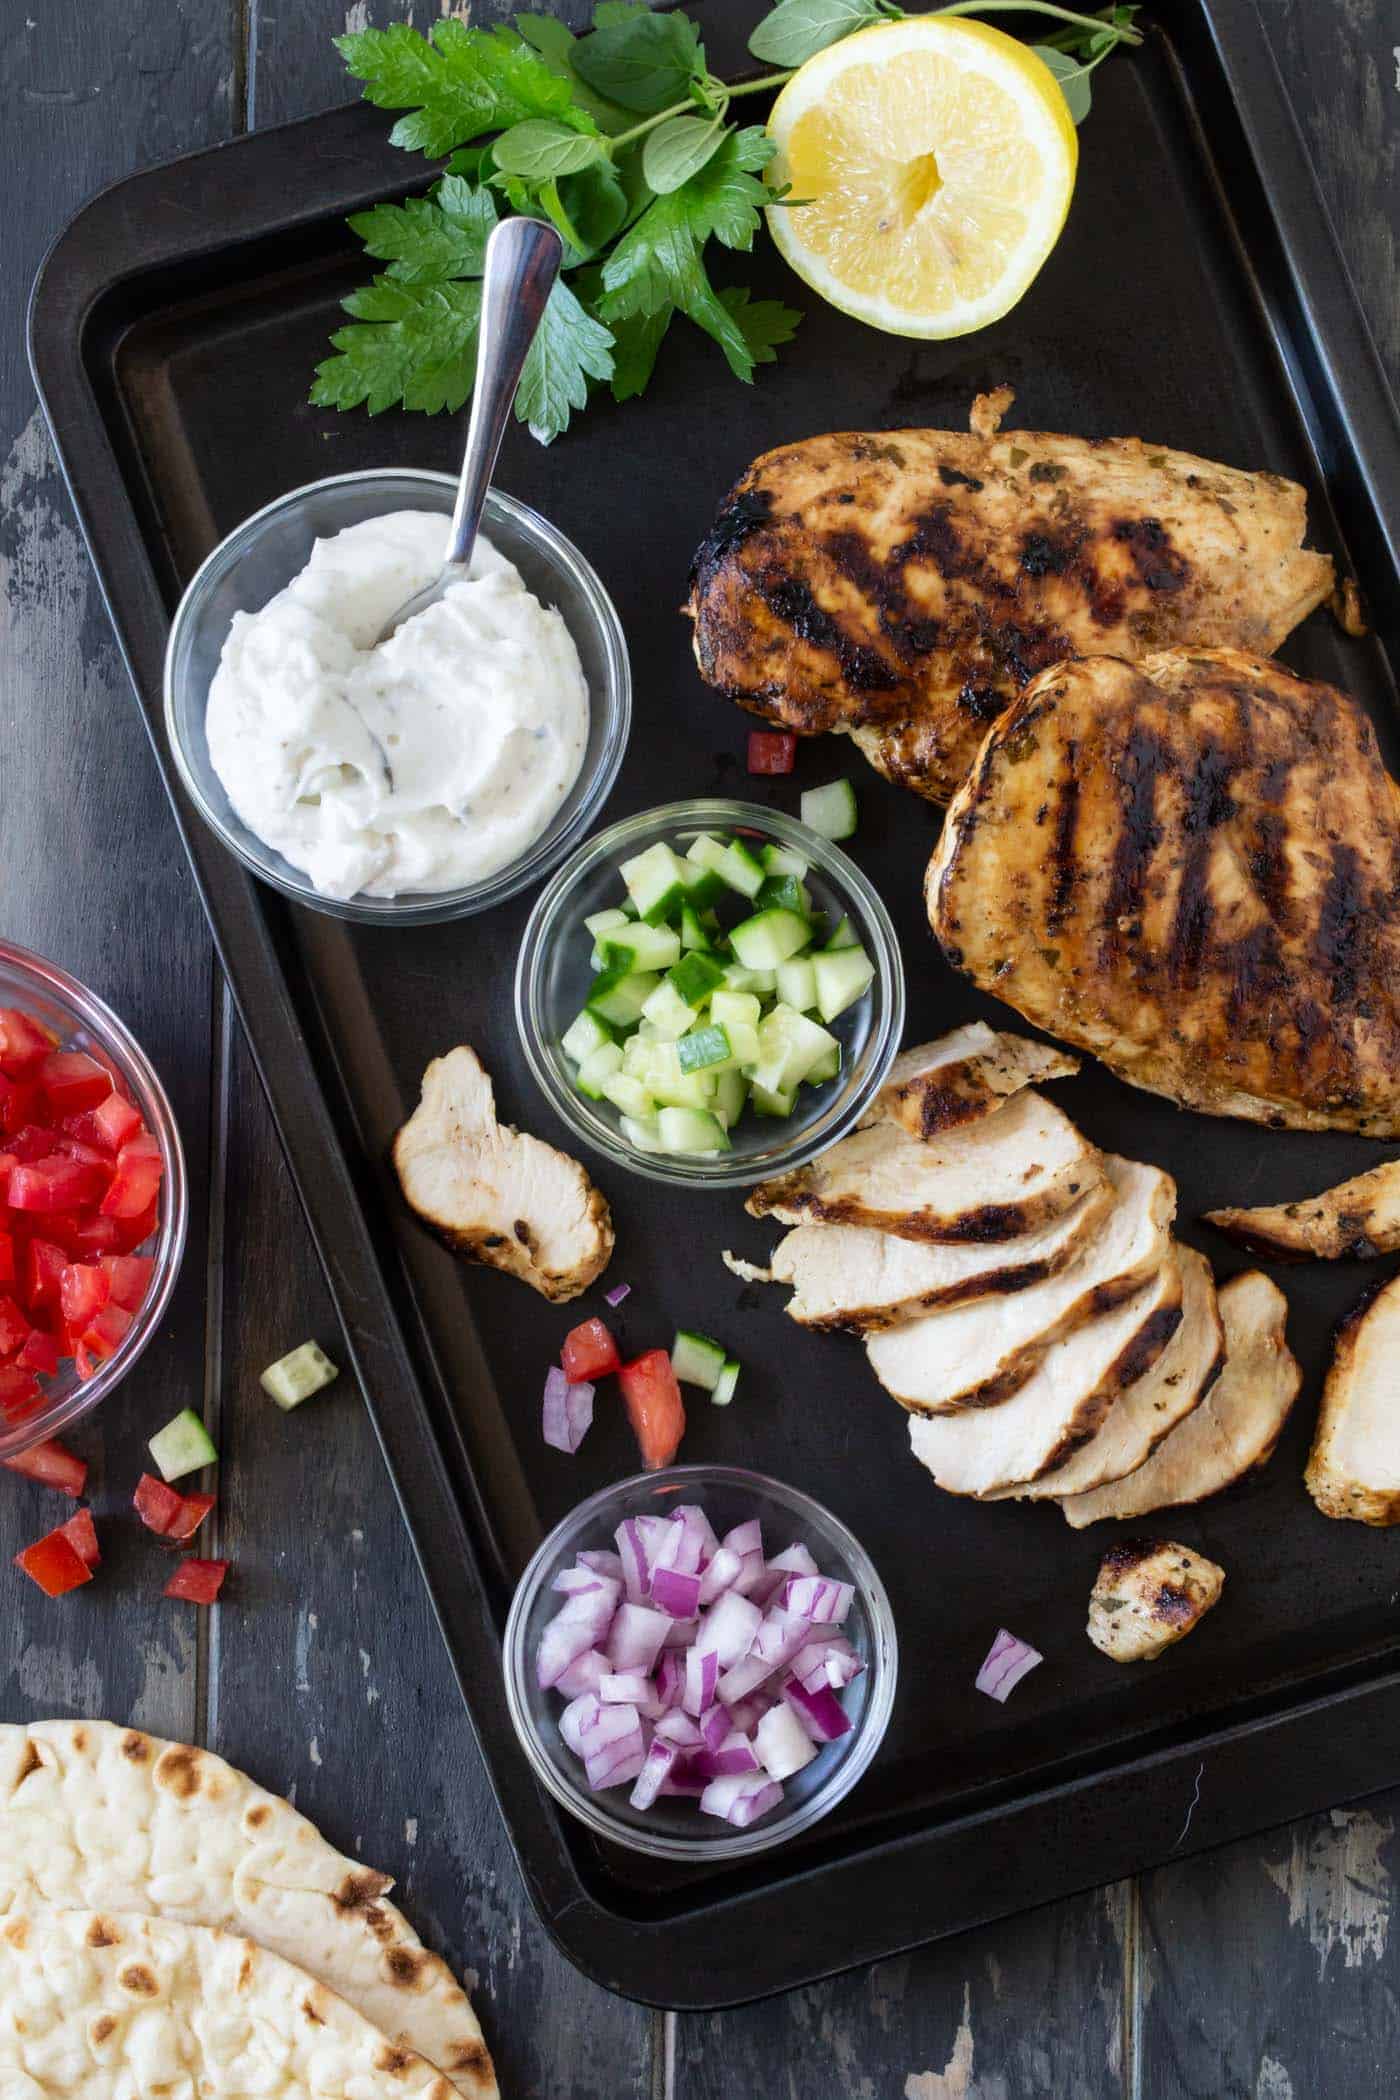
left=766, top=17, right=1078, bottom=339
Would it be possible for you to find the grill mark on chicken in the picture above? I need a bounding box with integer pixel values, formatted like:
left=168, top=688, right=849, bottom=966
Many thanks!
left=756, top=575, right=898, bottom=695
left=1111, top=516, right=1190, bottom=594
left=1046, top=756, right=1081, bottom=935
left=1315, top=844, right=1364, bottom=1006
left=1102, top=721, right=1166, bottom=940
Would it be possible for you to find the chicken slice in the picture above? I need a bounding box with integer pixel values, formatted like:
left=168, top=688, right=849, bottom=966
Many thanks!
left=394, top=1045, right=613, bottom=1302
left=1061, top=1271, right=1299, bottom=1527
left=868, top=1023, right=1080, bottom=1140
left=991, top=1245, right=1224, bottom=1500
left=866, top=1157, right=1175, bottom=1414
left=747, top=1089, right=1102, bottom=1244
left=1087, top=1539, right=1225, bottom=1662
left=744, top=1182, right=1115, bottom=1333
left=1207, top=1159, right=1400, bottom=1260
left=907, top=1256, right=1184, bottom=1497
left=1306, top=1272, right=1400, bottom=1524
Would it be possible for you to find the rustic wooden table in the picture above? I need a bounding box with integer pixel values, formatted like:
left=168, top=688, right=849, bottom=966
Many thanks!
left=2, top=3, right=1397, bottom=2093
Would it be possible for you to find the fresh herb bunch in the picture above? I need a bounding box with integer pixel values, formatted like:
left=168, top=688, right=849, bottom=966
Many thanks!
left=312, top=1, right=1140, bottom=443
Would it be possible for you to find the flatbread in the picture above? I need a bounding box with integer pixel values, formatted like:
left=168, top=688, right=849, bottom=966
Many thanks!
left=0, top=1908, right=456, bottom=2097
left=0, top=1721, right=494, bottom=2100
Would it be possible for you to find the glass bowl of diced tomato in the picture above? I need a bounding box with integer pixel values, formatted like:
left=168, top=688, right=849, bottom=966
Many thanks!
left=0, top=940, right=187, bottom=1459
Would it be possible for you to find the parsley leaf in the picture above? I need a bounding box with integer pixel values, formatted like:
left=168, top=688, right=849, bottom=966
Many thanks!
left=717, top=286, right=802, bottom=366
left=348, top=176, right=498, bottom=284
left=606, top=304, right=674, bottom=401
left=312, top=278, right=484, bottom=414
left=600, top=126, right=775, bottom=320
left=337, top=19, right=592, bottom=159
left=571, top=2, right=705, bottom=113
left=516, top=279, right=616, bottom=442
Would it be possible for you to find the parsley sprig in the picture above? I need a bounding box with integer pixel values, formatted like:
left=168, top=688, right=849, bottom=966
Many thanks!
left=313, top=2, right=1139, bottom=442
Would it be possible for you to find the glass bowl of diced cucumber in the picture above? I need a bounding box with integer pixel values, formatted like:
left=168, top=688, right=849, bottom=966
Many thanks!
left=514, top=800, right=905, bottom=1186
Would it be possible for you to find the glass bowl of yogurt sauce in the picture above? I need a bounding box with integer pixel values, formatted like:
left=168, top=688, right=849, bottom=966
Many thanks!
left=164, top=469, right=631, bottom=924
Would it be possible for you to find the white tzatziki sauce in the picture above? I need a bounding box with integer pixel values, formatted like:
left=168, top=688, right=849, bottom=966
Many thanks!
left=205, top=510, right=589, bottom=899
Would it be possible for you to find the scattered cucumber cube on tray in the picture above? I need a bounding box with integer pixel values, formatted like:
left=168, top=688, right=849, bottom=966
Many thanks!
left=559, top=829, right=877, bottom=1157
left=801, top=778, right=858, bottom=840
left=671, top=1329, right=727, bottom=1390
left=148, top=1408, right=217, bottom=1482
left=260, top=1341, right=340, bottom=1411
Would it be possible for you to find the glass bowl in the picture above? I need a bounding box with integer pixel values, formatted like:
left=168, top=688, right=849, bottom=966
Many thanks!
left=503, top=1464, right=898, bottom=1863
left=163, top=469, right=631, bottom=925
left=515, top=798, right=905, bottom=1189
left=0, top=941, right=188, bottom=1460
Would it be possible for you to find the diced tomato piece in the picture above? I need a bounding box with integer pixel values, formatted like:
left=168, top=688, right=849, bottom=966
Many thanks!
left=14, top=1526, right=93, bottom=1596
left=0, top=1365, right=43, bottom=1419
left=79, top=1300, right=132, bottom=1362
left=165, top=1490, right=216, bottom=1543
left=0, top=1296, right=30, bottom=1357
left=52, top=1133, right=112, bottom=1171
left=73, top=1343, right=97, bottom=1381
left=8, top=1158, right=109, bottom=1212
left=91, top=1090, right=144, bottom=1152
left=20, top=1238, right=67, bottom=1314
left=746, top=729, right=798, bottom=775
left=0, top=1075, right=40, bottom=1136
left=561, top=1317, right=621, bottom=1383
left=38, top=1051, right=113, bottom=1117
left=8, top=1124, right=59, bottom=1164
left=617, top=1349, right=686, bottom=1472
left=59, top=1262, right=108, bottom=1330
left=134, top=1471, right=185, bottom=1535
left=98, top=1134, right=163, bottom=1219
left=111, top=1201, right=159, bottom=1254
left=164, top=1557, right=228, bottom=1604
left=0, top=1437, right=87, bottom=1497
left=58, top=1212, right=126, bottom=1258
left=0, top=1231, right=12, bottom=1290
left=15, top=1328, right=60, bottom=1376
left=0, top=1008, right=58, bottom=1079
left=58, top=1506, right=100, bottom=1567
left=100, top=1254, right=155, bottom=1312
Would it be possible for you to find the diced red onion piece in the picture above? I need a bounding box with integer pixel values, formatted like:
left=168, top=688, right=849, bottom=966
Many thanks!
left=634, top=1513, right=676, bottom=1566
left=551, top=1565, right=616, bottom=1598
left=716, top=1607, right=810, bottom=1704
left=695, top=1727, right=760, bottom=1779
left=699, top=1772, right=784, bottom=1827
left=697, top=1544, right=744, bottom=1608
left=604, top=1282, right=631, bottom=1307
left=721, top=1519, right=763, bottom=1568
left=749, top=1541, right=819, bottom=1607
left=614, top=1519, right=651, bottom=1604
left=654, top=1710, right=704, bottom=1748
left=672, top=1503, right=719, bottom=1568
left=586, top=1725, right=647, bottom=1791
left=684, top=1644, right=720, bottom=1717
left=698, top=1704, right=731, bottom=1753
left=661, top=1614, right=698, bottom=1649
left=782, top=1574, right=854, bottom=1625
left=559, top=1692, right=602, bottom=1756
left=652, top=1513, right=704, bottom=1579
left=721, top=1685, right=781, bottom=1737
left=600, top=1670, right=654, bottom=1706
left=605, top=1602, right=671, bottom=1673
left=537, top=1583, right=619, bottom=1689
left=783, top=1676, right=853, bottom=1743
left=650, top=1565, right=702, bottom=1618
left=542, top=1366, right=594, bottom=1454
left=658, top=1756, right=707, bottom=1797
left=577, top=1548, right=623, bottom=1580
left=654, top=1652, right=686, bottom=1710
left=695, top=1590, right=763, bottom=1671
left=755, top=1701, right=818, bottom=1781
left=975, top=1628, right=1042, bottom=1703
left=555, top=1648, right=609, bottom=1699
left=630, top=1737, right=678, bottom=1810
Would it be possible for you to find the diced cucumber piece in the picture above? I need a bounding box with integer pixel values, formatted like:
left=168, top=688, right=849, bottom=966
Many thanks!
left=561, top=1009, right=614, bottom=1064
left=584, top=907, right=631, bottom=961
left=621, top=1034, right=666, bottom=1081
left=813, top=944, right=876, bottom=1022
left=824, top=914, right=859, bottom=950
left=575, top=1042, right=624, bottom=1098
left=657, top=1105, right=730, bottom=1154
left=667, top=949, right=725, bottom=1008
left=640, top=978, right=700, bottom=1041
left=149, top=1407, right=217, bottom=1482
left=621, top=1113, right=664, bottom=1153
left=620, top=841, right=692, bottom=923
left=721, top=962, right=777, bottom=996
left=677, top=1024, right=731, bottom=1074
left=729, top=908, right=812, bottom=971
left=806, top=1040, right=842, bottom=1084
left=599, top=921, right=682, bottom=972
left=752, top=1081, right=797, bottom=1117
left=648, top=1049, right=718, bottom=1111
left=710, top=988, right=762, bottom=1032
left=671, top=1329, right=727, bottom=1390
left=755, top=873, right=813, bottom=917
left=679, top=904, right=712, bottom=952
left=587, top=968, right=660, bottom=1029
left=260, top=1343, right=339, bottom=1412
left=718, top=839, right=765, bottom=898
left=721, top=1019, right=760, bottom=1067
left=761, top=842, right=810, bottom=879
left=801, top=777, right=858, bottom=840
left=685, top=832, right=730, bottom=873
left=711, top=1358, right=741, bottom=1406
left=712, top=1067, right=749, bottom=1128
left=752, top=1005, right=839, bottom=1094
left=602, top=1072, right=657, bottom=1119
left=681, top=864, right=726, bottom=910
left=775, top=957, right=818, bottom=1012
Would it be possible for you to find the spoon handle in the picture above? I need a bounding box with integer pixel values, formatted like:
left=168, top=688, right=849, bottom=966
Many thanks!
left=445, top=216, right=564, bottom=574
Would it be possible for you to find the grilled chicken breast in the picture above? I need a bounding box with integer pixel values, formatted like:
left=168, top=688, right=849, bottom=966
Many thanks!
left=687, top=391, right=1334, bottom=804
left=1207, top=1159, right=1400, bottom=1260
left=930, top=647, right=1400, bottom=1136
left=1306, top=1273, right=1400, bottom=1524
left=1086, top=1539, right=1225, bottom=1663
left=394, top=1045, right=613, bottom=1301
left=869, top=1022, right=1079, bottom=1139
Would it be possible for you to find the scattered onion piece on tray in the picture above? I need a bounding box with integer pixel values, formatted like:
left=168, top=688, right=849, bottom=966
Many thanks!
left=975, top=1627, right=1043, bottom=1702
left=542, top=1366, right=595, bottom=1455
left=604, top=1283, right=631, bottom=1308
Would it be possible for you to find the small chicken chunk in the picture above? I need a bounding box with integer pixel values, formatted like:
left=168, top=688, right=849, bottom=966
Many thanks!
left=394, top=1044, right=613, bottom=1301
left=1087, top=1538, right=1225, bottom=1663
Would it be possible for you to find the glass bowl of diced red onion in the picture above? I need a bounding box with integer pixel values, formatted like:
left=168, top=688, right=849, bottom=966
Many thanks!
left=0, top=940, right=187, bottom=1460
left=503, top=1465, right=897, bottom=1861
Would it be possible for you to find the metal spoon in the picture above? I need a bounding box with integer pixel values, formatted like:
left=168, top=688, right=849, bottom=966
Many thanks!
left=375, top=215, right=564, bottom=645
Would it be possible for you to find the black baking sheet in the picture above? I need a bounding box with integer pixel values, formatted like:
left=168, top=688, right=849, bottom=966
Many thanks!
left=29, top=0, right=1400, bottom=2006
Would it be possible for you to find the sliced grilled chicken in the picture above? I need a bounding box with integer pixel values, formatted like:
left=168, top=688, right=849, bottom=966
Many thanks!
left=1306, top=1272, right=1400, bottom=1524
left=1061, top=1271, right=1298, bottom=1527
left=1087, top=1539, right=1225, bottom=1662
left=907, top=1256, right=1183, bottom=1497
left=686, top=394, right=1333, bottom=804
left=394, top=1045, right=613, bottom=1302
left=992, top=1245, right=1224, bottom=1501
left=747, top=1089, right=1102, bottom=1244
left=868, top=1024, right=1079, bottom=1140
left=929, top=648, right=1400, bottom=1137
left=1207, top=1159, right=1400, bottom=1260
left=866, top=1157, right=1175, bottom=1414
left=745, top=1182, right=1114, bottom=1333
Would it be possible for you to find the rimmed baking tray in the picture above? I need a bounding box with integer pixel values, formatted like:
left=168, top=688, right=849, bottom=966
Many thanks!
left=29, top=0, right=1400, bottom=2007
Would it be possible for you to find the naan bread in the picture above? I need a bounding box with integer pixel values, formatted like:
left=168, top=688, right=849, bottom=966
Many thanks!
left=0, top=1720, right=494, bottom=2100
left=0, top=1908, right=456, bottom=2097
